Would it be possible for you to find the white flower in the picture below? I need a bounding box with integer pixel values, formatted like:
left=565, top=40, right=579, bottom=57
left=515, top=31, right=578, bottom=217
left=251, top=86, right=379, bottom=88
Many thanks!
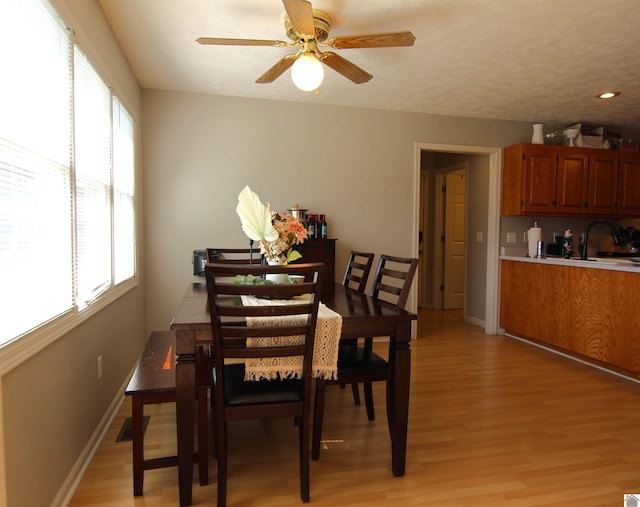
left=235, top=186, right=278, bottom=243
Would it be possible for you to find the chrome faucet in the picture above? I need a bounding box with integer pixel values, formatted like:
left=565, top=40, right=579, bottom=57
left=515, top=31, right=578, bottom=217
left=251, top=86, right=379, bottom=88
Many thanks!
left=580, top=220, right=621, bottom=260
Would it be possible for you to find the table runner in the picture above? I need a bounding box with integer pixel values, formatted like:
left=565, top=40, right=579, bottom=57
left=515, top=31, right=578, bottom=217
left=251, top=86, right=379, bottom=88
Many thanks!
left=240, top=295, right=342, bottom=381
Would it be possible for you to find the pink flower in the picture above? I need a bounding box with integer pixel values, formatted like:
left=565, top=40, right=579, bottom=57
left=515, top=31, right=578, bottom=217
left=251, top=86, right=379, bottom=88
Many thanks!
left=261, top=212, right=308, bottom=264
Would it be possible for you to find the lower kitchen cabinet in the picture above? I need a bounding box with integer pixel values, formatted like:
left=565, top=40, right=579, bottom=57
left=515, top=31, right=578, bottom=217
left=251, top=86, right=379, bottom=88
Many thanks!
left=500, top=259, right=640, bottom=375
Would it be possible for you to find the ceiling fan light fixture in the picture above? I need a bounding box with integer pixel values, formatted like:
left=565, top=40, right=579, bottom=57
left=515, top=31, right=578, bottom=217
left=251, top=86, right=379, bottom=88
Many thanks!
left=597, top=91, right=620, bottom=99
left=291, top=52, right=324, bottom=91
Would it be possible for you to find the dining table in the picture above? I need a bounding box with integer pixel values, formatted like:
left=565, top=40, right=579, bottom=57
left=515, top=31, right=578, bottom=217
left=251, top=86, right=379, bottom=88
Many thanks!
left=170, top=281, right=417, bottom=506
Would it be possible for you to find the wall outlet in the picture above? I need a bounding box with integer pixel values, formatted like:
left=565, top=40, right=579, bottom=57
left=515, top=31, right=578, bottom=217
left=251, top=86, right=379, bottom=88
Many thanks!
left=97, top=355, right=103, bottom=380
left=506, top=232, right=517, bottom=244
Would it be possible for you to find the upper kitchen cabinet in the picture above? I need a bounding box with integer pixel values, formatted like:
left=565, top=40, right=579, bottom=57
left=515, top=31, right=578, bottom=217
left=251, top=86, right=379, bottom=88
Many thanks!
left=502, top=143, right=640, bottom=217
left=585, top=151, right=618, bottom=216
left=618, top=153, right=640, bottom=216
left=503, top=144, right=558, bottom=215
left=556, top=149, right=589, bottom=215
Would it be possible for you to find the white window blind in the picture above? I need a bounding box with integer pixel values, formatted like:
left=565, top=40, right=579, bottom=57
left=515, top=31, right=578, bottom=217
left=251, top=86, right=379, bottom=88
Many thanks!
left=0, top=0, right=74, bottom=343
left=0, top=0, right=137, bottom=347
left=112, top=98, right=136, bottom=285
left=74, top=48, right=112, bottom=305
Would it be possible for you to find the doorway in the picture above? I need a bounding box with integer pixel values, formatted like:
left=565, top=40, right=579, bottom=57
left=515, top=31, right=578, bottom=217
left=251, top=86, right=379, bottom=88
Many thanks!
left=413, top=143, right=502, bottom=335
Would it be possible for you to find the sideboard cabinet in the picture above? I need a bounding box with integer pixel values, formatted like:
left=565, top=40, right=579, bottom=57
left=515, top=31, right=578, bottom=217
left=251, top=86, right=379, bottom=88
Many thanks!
left=294, top=238, right=336, bottom=296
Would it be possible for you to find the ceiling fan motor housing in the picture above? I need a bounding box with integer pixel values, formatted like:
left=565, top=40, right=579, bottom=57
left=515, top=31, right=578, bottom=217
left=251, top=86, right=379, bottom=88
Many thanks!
left=284, top=9, right=331, bottom=42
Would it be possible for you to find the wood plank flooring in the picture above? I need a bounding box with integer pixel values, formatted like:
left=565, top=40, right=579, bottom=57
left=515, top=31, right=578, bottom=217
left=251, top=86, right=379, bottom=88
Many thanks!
left=69, top=309, right=640, bottom=506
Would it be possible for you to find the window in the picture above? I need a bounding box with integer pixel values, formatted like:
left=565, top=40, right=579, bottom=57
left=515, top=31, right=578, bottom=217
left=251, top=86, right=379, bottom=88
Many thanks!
left=0, top=0, right=137, bottom=348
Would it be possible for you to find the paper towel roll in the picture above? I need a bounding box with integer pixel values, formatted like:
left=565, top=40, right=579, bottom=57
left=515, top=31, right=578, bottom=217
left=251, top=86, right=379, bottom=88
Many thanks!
left=528, top=227, right=542, bottom=257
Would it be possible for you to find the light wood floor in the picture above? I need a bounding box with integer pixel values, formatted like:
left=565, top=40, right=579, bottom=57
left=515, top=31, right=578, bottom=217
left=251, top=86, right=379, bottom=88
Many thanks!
left=69, top=309, right=640, bottom=506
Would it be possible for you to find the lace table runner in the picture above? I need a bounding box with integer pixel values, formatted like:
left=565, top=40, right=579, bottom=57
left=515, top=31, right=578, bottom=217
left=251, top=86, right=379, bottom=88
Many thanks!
left=240, top=295, right=342, bottom=381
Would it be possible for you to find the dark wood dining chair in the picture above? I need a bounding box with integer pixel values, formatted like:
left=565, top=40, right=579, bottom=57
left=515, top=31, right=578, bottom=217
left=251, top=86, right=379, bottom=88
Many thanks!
left=312, top=254, right=418, bottom=460
left=204, top=262, right=324, bottom=507
left=339, top=251, right=375, bottom=405
left=206, top=246, right=263, bottom=265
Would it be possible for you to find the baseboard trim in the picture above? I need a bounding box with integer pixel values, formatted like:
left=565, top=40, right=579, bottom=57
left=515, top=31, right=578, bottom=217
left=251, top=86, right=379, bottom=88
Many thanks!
left=505, top=332, right=640, bottom=386
left=465, top=315, right=485, bottom=329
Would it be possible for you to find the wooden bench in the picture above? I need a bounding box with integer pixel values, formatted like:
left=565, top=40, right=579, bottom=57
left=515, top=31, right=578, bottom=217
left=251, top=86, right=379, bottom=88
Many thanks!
left=125, top=330, right=210, bottom=496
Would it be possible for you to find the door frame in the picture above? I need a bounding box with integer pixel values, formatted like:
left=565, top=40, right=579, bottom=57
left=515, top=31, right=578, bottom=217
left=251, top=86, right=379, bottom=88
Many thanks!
left=413, top=142, right=502, bottom=335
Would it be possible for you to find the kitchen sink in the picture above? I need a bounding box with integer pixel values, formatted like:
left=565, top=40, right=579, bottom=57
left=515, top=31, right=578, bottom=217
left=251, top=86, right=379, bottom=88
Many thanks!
left=597, top=251, right=640, bottom=258
left=573, top=258, right=640, bottom=267
left=571, top=257, right=621, bottom=265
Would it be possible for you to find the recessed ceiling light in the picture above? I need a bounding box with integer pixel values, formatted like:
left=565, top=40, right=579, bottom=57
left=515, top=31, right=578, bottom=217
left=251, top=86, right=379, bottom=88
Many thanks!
left=597, top=91, right=620, bottom=99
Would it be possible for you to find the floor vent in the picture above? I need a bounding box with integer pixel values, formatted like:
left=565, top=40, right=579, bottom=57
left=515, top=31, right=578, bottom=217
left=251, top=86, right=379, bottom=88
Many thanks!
left=116, top=416, right=149, bottom=442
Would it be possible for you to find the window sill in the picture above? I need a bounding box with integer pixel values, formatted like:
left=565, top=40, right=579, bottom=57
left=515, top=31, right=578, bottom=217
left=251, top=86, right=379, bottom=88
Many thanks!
left=0, top=277, right=139, bottom=376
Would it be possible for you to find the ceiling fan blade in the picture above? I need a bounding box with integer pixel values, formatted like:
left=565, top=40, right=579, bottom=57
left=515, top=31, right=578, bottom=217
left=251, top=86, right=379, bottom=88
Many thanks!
left=256, top=54, right=299, bottom=84
left=282, top=0, right=315, bottom=37
left=326, top=31, right=416, bottom=49
left=197, top=37, right=288, bottom=47
left=319, top=52, right=372, bottom=84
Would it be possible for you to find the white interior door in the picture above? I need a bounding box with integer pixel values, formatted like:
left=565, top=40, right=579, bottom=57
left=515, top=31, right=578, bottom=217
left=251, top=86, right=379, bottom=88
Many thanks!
left=443, top=170, right=466, bottom=309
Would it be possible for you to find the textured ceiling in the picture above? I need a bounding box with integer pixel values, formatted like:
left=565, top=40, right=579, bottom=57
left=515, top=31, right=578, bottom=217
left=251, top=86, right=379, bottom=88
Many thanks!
left=97, top=0, right=640, bottom=135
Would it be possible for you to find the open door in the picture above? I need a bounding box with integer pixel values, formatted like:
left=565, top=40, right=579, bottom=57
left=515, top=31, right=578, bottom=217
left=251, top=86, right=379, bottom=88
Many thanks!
left=433, top=166, right=466, bottom=310
left=443, top=170, right=466, bottom=309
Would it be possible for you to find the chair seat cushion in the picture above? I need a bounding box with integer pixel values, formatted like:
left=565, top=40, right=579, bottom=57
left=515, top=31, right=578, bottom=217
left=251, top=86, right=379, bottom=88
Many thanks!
left=219, top=363, right=304, bottom=406
left=337, top=346, right=388, bottom=373
left=338, top=345, right=387, bottom=368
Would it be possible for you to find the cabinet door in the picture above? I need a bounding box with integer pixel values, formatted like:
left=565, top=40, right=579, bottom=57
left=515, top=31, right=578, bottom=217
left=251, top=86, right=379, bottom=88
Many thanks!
left=617, top=153, right=640, bottom=216
left=587, top=151, right=618, bottom=216
left=555, top=150, right=589, bottom=215
left=522, top=145, right=558, bottom=214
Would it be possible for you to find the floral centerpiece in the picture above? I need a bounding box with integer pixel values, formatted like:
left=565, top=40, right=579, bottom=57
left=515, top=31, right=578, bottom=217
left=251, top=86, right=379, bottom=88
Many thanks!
left=236, top=185, right=308, bottom=264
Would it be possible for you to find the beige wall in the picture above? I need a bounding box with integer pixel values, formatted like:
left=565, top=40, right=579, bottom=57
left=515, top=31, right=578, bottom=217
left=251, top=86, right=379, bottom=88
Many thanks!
left=142, top=90, right=532, bottom=334
left=0, top=1, right=143, bottom=506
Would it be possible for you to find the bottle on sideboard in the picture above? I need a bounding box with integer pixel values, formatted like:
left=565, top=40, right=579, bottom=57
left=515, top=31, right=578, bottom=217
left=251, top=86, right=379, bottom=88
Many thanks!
left=319, top=214, right=327, bottom=239
left=307, top=214, right=317, bottom=239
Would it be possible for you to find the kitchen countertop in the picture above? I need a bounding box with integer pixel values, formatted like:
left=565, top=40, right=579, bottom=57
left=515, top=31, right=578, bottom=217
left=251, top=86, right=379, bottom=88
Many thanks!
left=500, top=255, right=640, bottom=273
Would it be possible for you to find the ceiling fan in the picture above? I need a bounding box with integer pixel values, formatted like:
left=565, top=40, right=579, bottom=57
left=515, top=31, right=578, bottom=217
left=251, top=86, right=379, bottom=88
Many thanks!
left=196, top=0, right=415, bottom=91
